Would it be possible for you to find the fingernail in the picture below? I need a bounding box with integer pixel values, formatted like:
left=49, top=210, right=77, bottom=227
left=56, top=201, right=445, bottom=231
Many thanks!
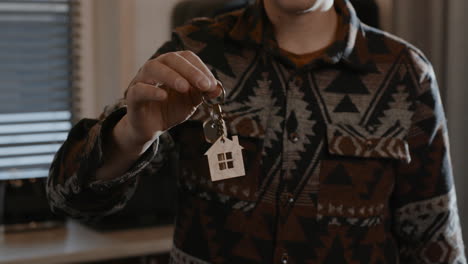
left=175, top=78, right=188, bottom=92
left=197, top=78, right=210, bottom=91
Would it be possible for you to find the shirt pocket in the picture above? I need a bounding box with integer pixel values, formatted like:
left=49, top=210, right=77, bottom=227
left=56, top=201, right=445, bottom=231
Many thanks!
left=316, top=123, right=411, bottom=226
left=176, top=107, right=264, bottom=207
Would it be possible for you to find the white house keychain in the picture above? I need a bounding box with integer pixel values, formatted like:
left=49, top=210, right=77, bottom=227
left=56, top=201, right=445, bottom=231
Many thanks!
left=202, top=81, right=246, bottom=182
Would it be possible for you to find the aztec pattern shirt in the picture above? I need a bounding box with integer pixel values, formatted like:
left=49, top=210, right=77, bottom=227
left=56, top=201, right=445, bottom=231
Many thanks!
left=47, top=0, right=466, bottom=263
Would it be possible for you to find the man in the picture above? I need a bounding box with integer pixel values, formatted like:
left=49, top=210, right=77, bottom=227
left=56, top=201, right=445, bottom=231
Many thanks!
left=47, top=0, right=466, bottom=263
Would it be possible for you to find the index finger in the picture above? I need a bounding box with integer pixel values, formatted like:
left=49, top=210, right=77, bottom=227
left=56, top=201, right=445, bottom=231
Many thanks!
left=177, top=51, right=219, bottom=93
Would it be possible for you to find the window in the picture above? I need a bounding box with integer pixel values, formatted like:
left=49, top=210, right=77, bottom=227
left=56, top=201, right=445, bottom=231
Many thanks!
left=218, top=152, right=234, bottom=171
left=0, top=0, right=73, bottom=180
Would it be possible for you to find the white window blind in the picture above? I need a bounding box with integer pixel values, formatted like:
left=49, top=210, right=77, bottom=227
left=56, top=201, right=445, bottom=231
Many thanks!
left=0, top=0, right=73, bottom=180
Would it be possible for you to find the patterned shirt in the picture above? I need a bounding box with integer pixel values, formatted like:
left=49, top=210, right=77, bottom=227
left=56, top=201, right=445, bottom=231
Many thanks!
left=47, top=0, right=466, bottom=263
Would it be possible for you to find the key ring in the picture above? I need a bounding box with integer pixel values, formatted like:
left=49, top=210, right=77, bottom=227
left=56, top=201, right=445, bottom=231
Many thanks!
left=202, top=80, right=226, bottom=107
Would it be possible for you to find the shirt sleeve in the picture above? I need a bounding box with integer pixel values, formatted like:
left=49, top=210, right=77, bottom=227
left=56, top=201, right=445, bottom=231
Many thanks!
left=46, top=38, right=182, bottom=221
left=392, top=49, right=466, bottom=263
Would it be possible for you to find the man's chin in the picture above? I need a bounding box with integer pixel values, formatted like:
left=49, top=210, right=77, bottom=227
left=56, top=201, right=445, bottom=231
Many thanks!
left=271, top=0, right=334, bottom=14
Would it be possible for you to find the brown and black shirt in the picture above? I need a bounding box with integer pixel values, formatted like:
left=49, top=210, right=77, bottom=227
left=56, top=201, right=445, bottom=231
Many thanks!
left=47, top=0, right=466, bottom=263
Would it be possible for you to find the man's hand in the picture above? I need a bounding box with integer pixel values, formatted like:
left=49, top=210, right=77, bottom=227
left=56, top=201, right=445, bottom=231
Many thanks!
left=95, top=51, right=221, bottom=181
left=122, top=50, right=221, bottom=148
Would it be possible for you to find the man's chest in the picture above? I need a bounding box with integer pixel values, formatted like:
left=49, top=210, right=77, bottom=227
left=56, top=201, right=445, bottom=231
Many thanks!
left=173, top=57, right=416, bottom=212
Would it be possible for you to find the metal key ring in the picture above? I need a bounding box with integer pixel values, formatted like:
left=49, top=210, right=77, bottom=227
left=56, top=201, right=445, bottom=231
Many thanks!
left=202, top=80, right=226, bottom=107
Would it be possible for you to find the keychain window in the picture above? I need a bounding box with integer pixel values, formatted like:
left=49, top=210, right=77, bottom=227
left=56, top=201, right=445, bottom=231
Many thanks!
left=218, top=152, right=234, bottom=170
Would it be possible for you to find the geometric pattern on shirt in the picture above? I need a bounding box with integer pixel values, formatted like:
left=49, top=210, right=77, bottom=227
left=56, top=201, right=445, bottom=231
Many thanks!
left=334, top=95, right=360, bottom=113
left=226, top=59, right=323, bottom=207
left=325, top=123, right=411, bottom=162
left=191, top=51, right=326, bottom=208
left=170, top=245, right=210, bottom=264
left=308, top=61, right=418, bottom=177
left=191, top=41, right=417, bottom=213
left=316, top=52, right=417, bottom=132
left=362, top=52, right=418, bottom=136
left=314, top=71, right=372, bottom=124
left=394, top=189, right=467, bottom=264
left=222, top=71, right=283, bottom=150
left=255, top=61, right=324, bottom=206
left=281, top=77, right=318, bottom=181
left=326, top=71, right=370, bottom=115
left=222, top=68, right=285, bottom=205
left=173, top=13, right=462, bottom=262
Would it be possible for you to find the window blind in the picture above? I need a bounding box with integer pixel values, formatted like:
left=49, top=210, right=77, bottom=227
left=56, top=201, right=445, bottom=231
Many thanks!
left=0, top=0, right=73, bottom=180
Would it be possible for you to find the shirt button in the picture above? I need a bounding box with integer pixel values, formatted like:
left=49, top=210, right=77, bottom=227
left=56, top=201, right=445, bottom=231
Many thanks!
left=365, top=139, right=374, bottom=150
left=281, top=252, right=289, bottom=264
left=281, top=192, right=294, bottom=205
left=289, top=132, right=300, bottom=143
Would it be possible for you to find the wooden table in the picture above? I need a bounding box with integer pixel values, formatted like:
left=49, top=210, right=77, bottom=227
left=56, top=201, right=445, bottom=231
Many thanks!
left=0, top=221, right=174, bottom=264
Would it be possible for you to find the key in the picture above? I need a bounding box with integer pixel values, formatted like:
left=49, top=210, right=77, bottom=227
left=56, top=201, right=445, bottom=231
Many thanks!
left=201, top=81, right=246, bottom=181
left=203, top=104, right=227, bottom=143
left=203, top=119, right=227, bottom=143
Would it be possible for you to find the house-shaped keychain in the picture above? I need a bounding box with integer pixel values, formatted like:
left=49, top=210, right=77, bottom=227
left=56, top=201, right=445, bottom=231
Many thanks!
left=204, top=136, right=245, bottom=182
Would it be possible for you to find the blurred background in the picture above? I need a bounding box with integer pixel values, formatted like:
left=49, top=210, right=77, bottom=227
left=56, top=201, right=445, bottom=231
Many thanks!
left=0, top=0, right=466, bottom=263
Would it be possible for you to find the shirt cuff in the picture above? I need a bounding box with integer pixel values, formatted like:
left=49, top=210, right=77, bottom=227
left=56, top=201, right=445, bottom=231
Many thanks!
left=83, top=107, right=161, bottom=192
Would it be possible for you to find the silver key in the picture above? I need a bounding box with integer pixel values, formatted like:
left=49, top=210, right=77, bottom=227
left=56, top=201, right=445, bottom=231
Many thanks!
left=203, top=119, right=227, bottom=143
left=201, top=82, right=228, bottom=143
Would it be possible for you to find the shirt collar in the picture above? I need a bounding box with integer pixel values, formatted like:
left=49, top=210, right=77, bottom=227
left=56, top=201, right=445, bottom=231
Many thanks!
left=228, top=0, right=375, bottom=72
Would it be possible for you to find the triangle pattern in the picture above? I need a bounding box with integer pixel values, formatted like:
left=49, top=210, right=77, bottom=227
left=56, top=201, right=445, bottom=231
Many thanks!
left=324, top=164, right=353, bottom=185
left=333, top=95, right=360, bottom=113
left=325, top=72, right=370, bottom=94
left=360, top=168, right=384, bottom=200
